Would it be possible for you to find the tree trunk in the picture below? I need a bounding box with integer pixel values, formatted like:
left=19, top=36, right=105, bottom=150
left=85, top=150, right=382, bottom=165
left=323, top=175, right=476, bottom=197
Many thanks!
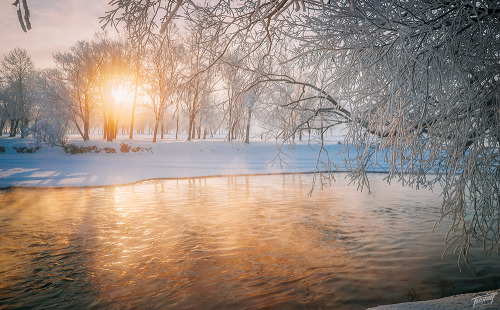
left=231, top=121, right=237, bottom=141
left=320, top=117, right=324, bottom=141
left=9, top=119, right=18, bottom=137
left=129, top=55, right=140, bottom=140
left=114, top=114, right=119, bottom=140
left=14, top=119, right=19, bottom=137
left=245, top=108, right=252, bottom=144
left=129, top=101, right=136, bottom=139
left=161, top=123, right=164, bottom=139
left=83, top=95, right=90, bottom=141
left=153, top=120, right=159, bottom=142
left=187, top=115, right=193, bottom=141
left=191, top=117, right=196, bottom=140
left=197, top=124, right=201, bottom=139
left=83, top=120, right=89, bottom=141
left=0, top=119, right=5, bottom=136
left=176, top=114, right=179, bottom=140
left=203, top=128, right=207, bottom=139
left=103, top=118, right=108, bottom=140
left=73, top=119, right=85, bottom=141
left=20, top=118, right=29, bottom=138
left=106, top=119, right=114, bottom=142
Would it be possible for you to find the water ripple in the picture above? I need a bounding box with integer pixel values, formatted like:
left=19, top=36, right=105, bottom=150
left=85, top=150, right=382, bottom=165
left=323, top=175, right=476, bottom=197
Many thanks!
left=0, top=174, right=499, bottom=309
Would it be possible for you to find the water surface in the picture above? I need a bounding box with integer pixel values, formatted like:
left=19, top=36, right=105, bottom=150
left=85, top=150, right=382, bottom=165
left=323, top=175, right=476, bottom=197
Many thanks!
left=0, top=174, right=499, bottom=309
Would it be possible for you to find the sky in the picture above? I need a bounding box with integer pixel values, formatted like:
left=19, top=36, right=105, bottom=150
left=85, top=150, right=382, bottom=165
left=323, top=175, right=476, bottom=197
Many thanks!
left=0, top=0, right=117, bottom=68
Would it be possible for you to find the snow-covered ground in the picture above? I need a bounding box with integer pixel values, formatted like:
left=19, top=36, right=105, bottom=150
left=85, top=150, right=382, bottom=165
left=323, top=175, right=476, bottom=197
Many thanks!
left=368, top=289, right=499, bottom=310
left=0, top=133, right=351, bottom=188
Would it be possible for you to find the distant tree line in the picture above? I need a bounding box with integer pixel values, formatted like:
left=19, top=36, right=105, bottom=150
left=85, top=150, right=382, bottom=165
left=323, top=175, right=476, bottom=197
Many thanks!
left=0, top=27, right=306, bottom=145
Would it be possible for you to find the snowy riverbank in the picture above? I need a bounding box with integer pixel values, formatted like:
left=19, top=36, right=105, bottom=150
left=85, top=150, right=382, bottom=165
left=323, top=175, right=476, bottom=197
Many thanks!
left=0, top=134, right=351, bottom=188
left=368, top=289, right=499, bottom=310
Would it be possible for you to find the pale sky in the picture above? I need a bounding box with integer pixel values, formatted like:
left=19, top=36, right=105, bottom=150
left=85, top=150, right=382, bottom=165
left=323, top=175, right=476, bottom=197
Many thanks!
left=0, top=1, right=118, bottom=68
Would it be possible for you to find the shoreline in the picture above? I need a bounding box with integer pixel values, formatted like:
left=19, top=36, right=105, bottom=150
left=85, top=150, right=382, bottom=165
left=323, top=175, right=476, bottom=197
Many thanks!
left=0, top=134, right=371, bottom=189
left=0, top=170, right=395, bottom=190
left=368, top=289, right=499, bottom=309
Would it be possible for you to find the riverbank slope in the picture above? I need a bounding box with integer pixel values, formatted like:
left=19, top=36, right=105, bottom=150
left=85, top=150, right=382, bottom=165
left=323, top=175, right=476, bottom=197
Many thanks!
left=368, top=289, right=499, bottom=309
left=1, top=134, right=350, bottom=188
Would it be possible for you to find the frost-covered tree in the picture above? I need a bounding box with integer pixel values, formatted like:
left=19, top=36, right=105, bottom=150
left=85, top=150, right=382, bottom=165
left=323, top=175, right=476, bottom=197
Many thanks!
left=220, top=53, right=248, bottom=142
left=240, top=55, right=268, bottom=145
left=0, top=84, right=8, bottom=136
left=92, top=34, right=132, bottom=142
left=143, top=25, right=182, bottom=142
left=106, top=2, right=152, bottom=139
left=219, top=53, right=264, bottom=144
left=104, top=0, right=500, bottom=266
left=180, top=17, right=220, bottom=141
left=30, top=69, right=70, bottom=146
left=54, top=41, right=99, bottom=141
left=297, top=1, right=500, bottom=267
left=0, top=47, right=35, bottom=138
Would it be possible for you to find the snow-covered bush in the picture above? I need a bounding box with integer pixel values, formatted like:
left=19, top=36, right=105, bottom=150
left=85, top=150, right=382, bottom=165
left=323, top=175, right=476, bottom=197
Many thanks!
left=62, top=144, right=99, bottom=154
left=27, top=68, right=71, bottom=147
left=103, top=147, right=117, bottom=153
left=30, top=120, right=67, bottom=147
left=13, top=145, right=40, bottom=153
left=120, top=142, right=131, bottom=153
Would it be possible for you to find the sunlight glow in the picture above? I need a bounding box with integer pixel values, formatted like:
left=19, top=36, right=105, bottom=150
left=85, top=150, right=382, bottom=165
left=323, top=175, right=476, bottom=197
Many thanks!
left=111, top=85, right=130, bottom=106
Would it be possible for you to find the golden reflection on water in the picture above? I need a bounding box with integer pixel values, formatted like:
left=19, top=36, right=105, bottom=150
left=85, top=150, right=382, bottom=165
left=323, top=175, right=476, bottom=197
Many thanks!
left=0, top=174, right=499, bottom=309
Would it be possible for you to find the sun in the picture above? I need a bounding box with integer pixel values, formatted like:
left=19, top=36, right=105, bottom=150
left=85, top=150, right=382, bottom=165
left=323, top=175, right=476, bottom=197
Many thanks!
left=111, top=85, right=130, bottom=105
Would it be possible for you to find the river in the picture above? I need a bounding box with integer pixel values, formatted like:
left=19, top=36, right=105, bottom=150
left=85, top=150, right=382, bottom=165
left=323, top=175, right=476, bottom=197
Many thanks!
left=0, top=174, right=498, bottom=309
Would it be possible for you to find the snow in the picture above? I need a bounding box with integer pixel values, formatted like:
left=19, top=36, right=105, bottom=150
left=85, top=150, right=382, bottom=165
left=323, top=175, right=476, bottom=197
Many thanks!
left=0, top=133, right=350, bottom=188
left=368, top=289, right=499, bottom=310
